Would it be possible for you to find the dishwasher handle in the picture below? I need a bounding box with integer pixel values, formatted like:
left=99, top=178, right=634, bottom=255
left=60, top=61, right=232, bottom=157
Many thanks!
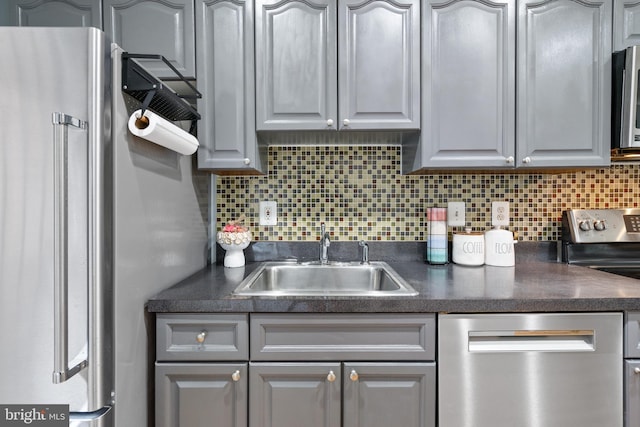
left=468, top=329, right=595, bottom=352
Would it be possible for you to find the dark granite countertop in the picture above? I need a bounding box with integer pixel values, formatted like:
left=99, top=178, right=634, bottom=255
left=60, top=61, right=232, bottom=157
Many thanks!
left=147, top=242, right=640, bottom=313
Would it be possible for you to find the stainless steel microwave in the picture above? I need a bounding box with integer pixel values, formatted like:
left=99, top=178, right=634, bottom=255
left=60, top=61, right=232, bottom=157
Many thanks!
left=613, top=45, right=640, bottom=153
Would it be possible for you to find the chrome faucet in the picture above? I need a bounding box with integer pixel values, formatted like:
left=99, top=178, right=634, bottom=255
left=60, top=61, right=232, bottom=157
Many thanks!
left=319, top=222, right=331, bottom=264
left=359, top=240, right=369, bottom=264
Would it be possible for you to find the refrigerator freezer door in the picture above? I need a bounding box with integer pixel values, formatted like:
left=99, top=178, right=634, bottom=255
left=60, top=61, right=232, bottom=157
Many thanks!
left=0, top=27, right=112, bottom=417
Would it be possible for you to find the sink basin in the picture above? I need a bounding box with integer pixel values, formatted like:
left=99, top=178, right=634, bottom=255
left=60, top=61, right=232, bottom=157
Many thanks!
left=232, top=261, right=417, bottom=297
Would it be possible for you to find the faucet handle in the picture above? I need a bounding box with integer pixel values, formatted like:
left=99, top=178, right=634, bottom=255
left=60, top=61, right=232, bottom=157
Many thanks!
left=359, top=241, right=369, bottom=264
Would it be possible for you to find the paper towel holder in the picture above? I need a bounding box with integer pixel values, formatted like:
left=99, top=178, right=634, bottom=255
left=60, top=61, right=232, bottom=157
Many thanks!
left=121, top=52, right=201, bottom=135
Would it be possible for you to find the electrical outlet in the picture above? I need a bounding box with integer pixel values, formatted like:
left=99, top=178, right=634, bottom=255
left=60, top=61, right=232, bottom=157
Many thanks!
left=259, top=201, right=277, bottom=226
left=447, top=202, right=466, bottom=227
left=491, top=201, right=510, bottom=227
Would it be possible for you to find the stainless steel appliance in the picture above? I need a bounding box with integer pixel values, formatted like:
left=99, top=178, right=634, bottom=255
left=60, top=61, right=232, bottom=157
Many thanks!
left=0, top=28, right=207, bottom=426
left=562, top=208, right=640, bottom=278
left=613, top=46, right=640, bottom=159
left=439, top=312, right=622, bottom=427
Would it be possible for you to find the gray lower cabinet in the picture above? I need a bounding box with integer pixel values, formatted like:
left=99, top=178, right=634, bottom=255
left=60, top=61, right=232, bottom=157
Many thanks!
left=155, top=314, right=249, bottom=427
left=342, top=363, right=435, bottom=427
left=255, top=0, right=420, bottom=131
left=625, top=312, right=640, bottom=427
left=409, top=0, right=610, bottom=172
left=249, top=363, right=341, bottom=427
left=249, top=362, right=435, bottom=427
left=156, top=363, right=248, bottom=427
left=195, top=0, right=265, bottom=173
left=0, top=0, right=102, bottom=27
left=156, top=313, right=436, bottom=427
left=103, top=0, right=196, bottom=79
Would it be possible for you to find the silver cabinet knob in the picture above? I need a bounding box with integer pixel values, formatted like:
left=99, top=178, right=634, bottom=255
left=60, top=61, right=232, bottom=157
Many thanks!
left=327, top=119, right=334, bottom=127
left=349, top=369, right=358, bottom=382
left=243, top=158, right=251, bottom=165
left=232, top=370, right=241, bottom=382
left=505, top=156, right=514, bottom=164
left=634, top=367, right=640, bottom=374
left=196, top=331, right=207, bottom=344
left=327, top=371, right=336, bottom=382
left=522, top=156, right=532, bottom=164
left=343, top=119, right=350, bottom=126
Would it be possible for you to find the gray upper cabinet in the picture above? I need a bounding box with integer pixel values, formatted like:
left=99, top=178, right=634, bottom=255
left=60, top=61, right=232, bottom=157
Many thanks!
left=256, top=0, right=420, bottom=131
left=196, top=0, right=265, bottom=174
left=614, top=0, right=640, bottom=50
left=418, top=0, right=515, bottom=169
left=1, top=0, right=102, bottom=27
left=255, top=0, right=337, bottom=130
left=338, top=0, right=420, bottom=130
left=516, top=0, right=611, bottom=168
left=408, top=0, right=610, bottom=172
left=103, top=0, right=196, bottom=79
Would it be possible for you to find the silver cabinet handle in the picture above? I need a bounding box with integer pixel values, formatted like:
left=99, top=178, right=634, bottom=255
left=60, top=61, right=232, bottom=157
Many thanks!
left=349, top=369, right=359, bottom=381
left=327, top=371, right=336, bottom=382
left=52, top=113, right=88, bottom=384
left=506, top=156, right=514, bottom=164
left=196, top=331, right=207, bottom=344
left=634, top=367, right=640, bottom=374
left=232, top=370, right=241, bottom=382
left=243, top=158, right=251, bottom=165
left=522, top=156, right=532, bottom=164
left=343, top=119, right=350, bottom=126
left=327, top=119, right=334, bottom=127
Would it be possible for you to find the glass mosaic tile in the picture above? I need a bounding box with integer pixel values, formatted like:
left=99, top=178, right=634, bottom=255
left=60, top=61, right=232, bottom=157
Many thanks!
left=216, top=146, right=640, bottom=242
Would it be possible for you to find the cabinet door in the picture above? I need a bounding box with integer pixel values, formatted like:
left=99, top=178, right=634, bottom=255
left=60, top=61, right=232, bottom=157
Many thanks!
left=339, top=0, right=420, bottom=130
left=626, top=360, right=640, bottom=427
left=255, top=0, right=338, bottom=131
left=516, top=0, right=611, bottom=167
left=103, top=0, right=195, bottom=79
left=1, top=0, right=102, bottom=27
left=249, top=363, right=341, bottom=427
left=156, top=363, right=248, bottom=427
left=196, top=0, right=264, bottom=173
left=614, top=0, right=640, bottom=50
left=343, top=363, right=436, bottom=427
left=420, top=0, right=515, bottom=168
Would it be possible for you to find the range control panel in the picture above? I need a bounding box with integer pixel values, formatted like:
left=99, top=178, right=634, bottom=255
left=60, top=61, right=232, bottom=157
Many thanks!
left=564, top=209, right=640, bottom=243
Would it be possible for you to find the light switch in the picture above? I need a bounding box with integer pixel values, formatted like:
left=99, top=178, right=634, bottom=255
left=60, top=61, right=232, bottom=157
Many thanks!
left=447, top=202, right=466, bottom=227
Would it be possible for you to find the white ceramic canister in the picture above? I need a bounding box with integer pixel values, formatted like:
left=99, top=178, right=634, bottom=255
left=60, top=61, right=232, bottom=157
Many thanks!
left=452, top=228, right=485, bottom=266
left=484, top=226, right=516, bottom=267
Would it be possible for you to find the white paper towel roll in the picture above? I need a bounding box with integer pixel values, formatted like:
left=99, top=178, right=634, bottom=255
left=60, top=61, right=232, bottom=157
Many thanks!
left=127, top=109, right=199, bottom=155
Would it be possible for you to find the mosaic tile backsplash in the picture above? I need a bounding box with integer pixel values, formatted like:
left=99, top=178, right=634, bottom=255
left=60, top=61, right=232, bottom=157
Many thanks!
left=216, top=145, right=640, bottom=242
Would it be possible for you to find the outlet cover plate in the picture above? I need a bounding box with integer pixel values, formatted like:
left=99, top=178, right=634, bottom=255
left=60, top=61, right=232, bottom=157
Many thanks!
left=259, top=201, right=277, bottom=226
left=491, top=201, right=510, bottom=227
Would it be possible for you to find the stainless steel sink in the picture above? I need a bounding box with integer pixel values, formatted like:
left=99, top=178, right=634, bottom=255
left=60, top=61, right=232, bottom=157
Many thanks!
left=233, top=261, right=417, bottom=297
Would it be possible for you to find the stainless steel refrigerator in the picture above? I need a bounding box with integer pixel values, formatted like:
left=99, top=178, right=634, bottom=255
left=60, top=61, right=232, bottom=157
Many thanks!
left=0, top=27, right=208, bottom=426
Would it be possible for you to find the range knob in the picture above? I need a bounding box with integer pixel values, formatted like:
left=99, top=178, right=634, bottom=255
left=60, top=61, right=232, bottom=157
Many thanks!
left=593, top=220, right=606, bottom=231
left=579, top=221, right=592, bottom=231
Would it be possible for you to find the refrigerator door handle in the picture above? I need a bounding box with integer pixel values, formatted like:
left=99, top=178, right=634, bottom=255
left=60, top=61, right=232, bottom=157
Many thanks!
left=52, top=112, right=89, bottom=384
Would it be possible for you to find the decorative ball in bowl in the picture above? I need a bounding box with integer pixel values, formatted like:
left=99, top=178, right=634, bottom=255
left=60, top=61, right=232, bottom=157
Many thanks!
left=217, top=225, right=252, bottom=268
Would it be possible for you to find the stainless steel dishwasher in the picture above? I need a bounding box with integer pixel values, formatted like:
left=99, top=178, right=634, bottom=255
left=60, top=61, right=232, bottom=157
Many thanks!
left=439, top=312, right=622, bottom=427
